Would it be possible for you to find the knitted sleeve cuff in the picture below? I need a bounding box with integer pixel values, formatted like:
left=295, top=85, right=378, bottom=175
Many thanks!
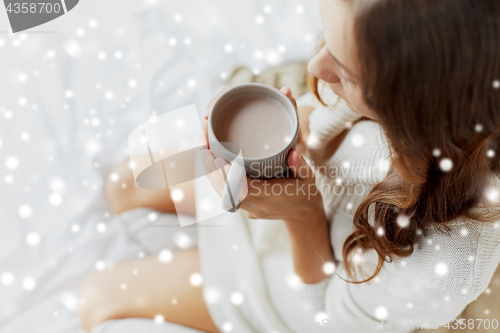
left=308, top=99, right=363, bottom=145
left=296, top=277, right=330, bottom=313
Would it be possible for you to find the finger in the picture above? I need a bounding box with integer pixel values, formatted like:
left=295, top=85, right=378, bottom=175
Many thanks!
left=287, top=148, right=313, bottom=180
left=205, top=85, right=232, bottom=119
left=201, top=153, right=230, bottom=197
left=280, top=86, right=291, bottom=96
left=280, top=86, right=297, bottom=109
left=201, top=117, right=209, bottom=149
left=199, top=148, right=215, bottom=174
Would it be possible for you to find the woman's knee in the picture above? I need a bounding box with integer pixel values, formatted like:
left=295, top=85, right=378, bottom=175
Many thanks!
left=77, top=271, right=122, bottom=333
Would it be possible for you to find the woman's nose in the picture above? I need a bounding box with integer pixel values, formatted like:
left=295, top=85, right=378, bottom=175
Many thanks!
left=307, top=51, right=341, bottom=84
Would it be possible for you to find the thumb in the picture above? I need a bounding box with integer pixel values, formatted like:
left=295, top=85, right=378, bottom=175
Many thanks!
left=287, top=149, right=314, bottom=180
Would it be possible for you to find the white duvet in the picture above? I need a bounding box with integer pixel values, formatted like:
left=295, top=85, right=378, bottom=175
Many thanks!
left=0, top=0, right=320, bottom=331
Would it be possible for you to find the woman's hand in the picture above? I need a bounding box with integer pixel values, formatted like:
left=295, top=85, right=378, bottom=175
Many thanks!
left=199, top=85, right=325, bottom=222
left=280, top=87, right=308, bottom=154
left=200, top=147, right=325, bottom=223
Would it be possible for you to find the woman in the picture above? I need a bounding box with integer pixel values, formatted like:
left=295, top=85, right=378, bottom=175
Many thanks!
left=78, top=0, right=500, bottom=332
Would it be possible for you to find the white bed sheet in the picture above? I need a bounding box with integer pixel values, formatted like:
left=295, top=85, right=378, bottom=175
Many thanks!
left=0, top=0, right=320, bottom=332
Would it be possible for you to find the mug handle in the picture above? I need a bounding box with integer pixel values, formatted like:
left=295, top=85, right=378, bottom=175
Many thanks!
left=220, top=157, right=246, bottom=213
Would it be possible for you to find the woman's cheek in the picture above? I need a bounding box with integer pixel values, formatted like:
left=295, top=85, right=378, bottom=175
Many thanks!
left=346, top=89, right=377, bottom=119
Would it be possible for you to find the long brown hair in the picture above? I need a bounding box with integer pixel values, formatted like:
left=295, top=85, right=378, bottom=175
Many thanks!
left=307, top=0, right=500, bottom=282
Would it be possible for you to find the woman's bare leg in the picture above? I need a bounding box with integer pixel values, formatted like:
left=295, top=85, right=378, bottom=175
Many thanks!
left=105, top=155, right=196, bottom=216
left=80, top=153, right=219, bottom=332
left=78, top=249, right=220, bottom=333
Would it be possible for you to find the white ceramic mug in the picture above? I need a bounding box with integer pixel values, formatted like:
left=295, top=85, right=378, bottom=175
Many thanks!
left=207, top=83, right=299, bottom=212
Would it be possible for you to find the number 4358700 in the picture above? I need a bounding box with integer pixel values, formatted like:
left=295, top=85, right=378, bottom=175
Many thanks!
left=6, top=3, right=63, bottom=14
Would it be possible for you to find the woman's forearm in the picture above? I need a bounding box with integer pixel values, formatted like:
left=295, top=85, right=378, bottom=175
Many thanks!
left=298, top=105, right=315, bottom=141
left=283, top=216, right=335, bottom=284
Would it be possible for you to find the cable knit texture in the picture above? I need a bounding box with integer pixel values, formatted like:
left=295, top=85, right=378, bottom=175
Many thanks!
left=195, top=80, right=500, bottom=333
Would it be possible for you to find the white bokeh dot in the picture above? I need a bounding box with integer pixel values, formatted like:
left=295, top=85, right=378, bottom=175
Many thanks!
left=435, top=263, right=448, bottom=276
left=439, top=158, right=453, bottom=172
left=95, top=260, right=105, bottom=270
left=148, top=212, right=158, bottom=221
left=76, top=28, right=85, bottom=37
left=171, top=189, right=184, bottom=202
left=49, top=193, right=63, bottom=206
left=205, top=288, right=220, bottom=304
left=486, top=187, right=499, bottom=202
left=104, top=91, right=114, bottom=100
left=397, top=214, right=410, bottom=228
left=1, top=272, right=14, bottom=285
left=323, top=262, right=335, bottom=275
left=96, top=222, right=107, bottom=233
left=154, top=314, right=164, bottom=325
left=158, top=249, right=173, bottom=263
left=23, top=277, right=36, bottom=290
left=222, top=322, right=233, bottom=332
left=6, top=156, right=19, bottom=170
left=190, top=273, right=203, bottom=286
left=375, top=306, right=389, bottom=320
left=110, top=173, right=119, bottom=182
left=230, top=292, right=244, bottom=305
left=18, top=73, right=27, bottom=82
left=174, top=232, right=193, bottom=249
left=201, top=198, right=213, bottom=211
left=21, top=132, right=30, bottom=141
left=315, top=312, right=329, bottom=323
left=19, top=205, right=32, bottom=218
left=26, top=232, right=40, bottom=246
left=351, top=134, right=364, bottom=147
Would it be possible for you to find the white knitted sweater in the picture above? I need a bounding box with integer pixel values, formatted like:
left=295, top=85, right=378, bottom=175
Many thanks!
left=195, top=81, right=500, bottom=333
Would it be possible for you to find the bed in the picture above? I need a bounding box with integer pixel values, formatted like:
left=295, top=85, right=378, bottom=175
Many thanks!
left=0, top=0, right=320, bottom=331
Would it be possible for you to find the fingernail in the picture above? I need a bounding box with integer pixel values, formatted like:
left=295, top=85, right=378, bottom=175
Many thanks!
left=204, top=107, right=210, bottom=119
